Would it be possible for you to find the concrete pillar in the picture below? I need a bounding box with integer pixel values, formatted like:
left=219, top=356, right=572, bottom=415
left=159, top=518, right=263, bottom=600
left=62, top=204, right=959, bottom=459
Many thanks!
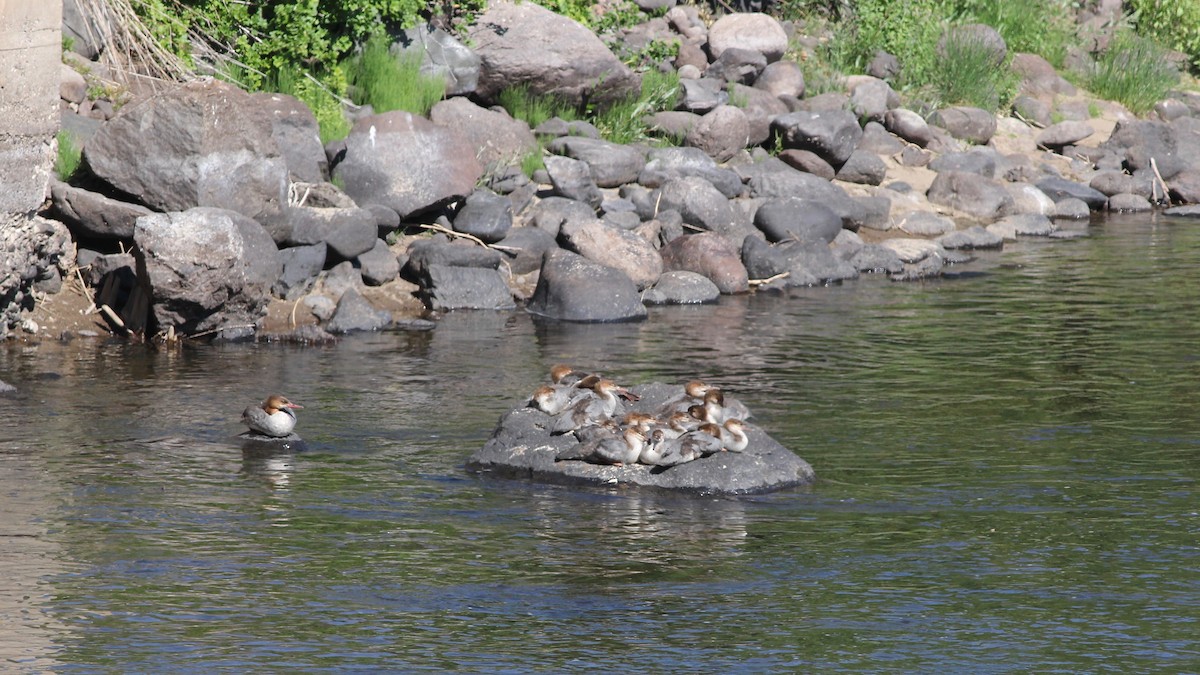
left=0, top=0, right=62, bottom=214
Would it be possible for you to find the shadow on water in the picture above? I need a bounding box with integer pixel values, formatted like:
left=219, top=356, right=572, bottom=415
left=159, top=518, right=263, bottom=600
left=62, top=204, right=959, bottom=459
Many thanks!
left=2, top=214, right=1200, bottom=670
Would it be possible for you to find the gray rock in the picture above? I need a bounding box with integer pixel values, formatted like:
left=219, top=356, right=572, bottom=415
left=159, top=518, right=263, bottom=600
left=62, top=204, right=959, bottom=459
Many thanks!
left=558, top=219, right=663, bottom=289
left=77, top=249, right=134, bottom=287
left=527, top=249, right=647, bottom=322
left=848, top=76, right=897, bottom=122
left=927, top=171, right=1014, bottom=220
left=333, top=111, right=482, bottom=219
left=466, top=383, right=815, bottom=495
left=835, top=149, right=887, bottom=185
left=320, top=260, right=364, bottom=299
left=641, top=270, right=721, bottom=305
left=249, top=91, right=327, bottom=183
left=274, top=243, right=326, bottom=300
left=643, top=110, right=701, bottom=143
left=899, top=211, right=956, bottom=236
left=844, top=243, right=905, bottom=273
left=685, top=105, right=750, bottom=162
left=986, top=213, right=1056, bottom=240
left=49, top=180, right=152, bottom=240
left=1037, top=120, right=1095, bottom=149
left=1012, top=95, right=1053, bottom=127
left=0, top=216, right=75, bottom=338
left=639, top=147, right=744, bottom=199
left=928, top=106, right=997, bottom=145
left=548, top=136, right=645, bottom=188
left=453, top=189, right=513, bottom=244
left=660, top=232, right=749, bottom=293
left=778, top=149, right=835, bottom=180
left=524, top=196, right=597, bottom=237
left=706, top=47, right=766, bottom=85
left=1054, top=198, right=1092, bottom=219
left=133, top=208, right=278, bottom=335
left=421, top=265, right=515, bottom=310
left=866, top=50, right=901, bottom=81
left=1168, top=169, right=1200, bottom=203
left=1005, top=182, right=1057, bottom=216
left=1164, top=205, right=1200, bottom=217
left=891, top=253, right=945, bottom=282
left=272, top=206, right=379, bottom=260
left=1107, top=193, right=1152, bottom=212
left=1090, top=171, right=1155, bottom=199
left=83, top=80, right=287, bottom=223
left=467, top=1, right=639, bottom=106
left=679, top=77, right=728, bottom=114
left=707, top=12, right=789, bottom=62
left=1012, top=52, right=1076, bottom=98
left=771, top=109, right=863, bottom=168
left=854, top=195, right=892, bottom=232
left=495, top=226, right=559, bottom=275
left=929, top=149, right=997, bottom=178
left=429, top=97, right=537, bottom=174
left=1035, top=176, right=1108, bottom=209
left=657, top=175, right=750, bottom=241
left=737, top=158, right=867, bottom=229
left=357, top=239, right=400, bottom=286
left=395, top=23, right=481, bottom=97
left=754, top=59, right=804, bottom=98
left=858, top=121, right=906, bottom=155
left=883, top=108, right=932, bottom=146
left=753, top=198, right=842, bottom=243
left=936, top=224, right=1004, bottom=249
left=544, top=155, right=603, bottom=208
left=404, top=236, right=502, bottom=279
left=325, top=287, right=392, bottom=333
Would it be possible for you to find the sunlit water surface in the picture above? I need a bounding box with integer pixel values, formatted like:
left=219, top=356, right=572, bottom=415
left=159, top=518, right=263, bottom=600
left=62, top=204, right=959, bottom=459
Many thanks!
left=2, top=215, right=1199, bottom=672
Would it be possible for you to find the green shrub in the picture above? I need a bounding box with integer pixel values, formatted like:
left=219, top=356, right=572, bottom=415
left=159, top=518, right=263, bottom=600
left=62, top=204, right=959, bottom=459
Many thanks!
left=928, top=29, right=1019, bottom=111
left=55, top=130, right=82, bottom=181
left=344, top=33, right=445, bottom=116
left=947, top=0, right=1076, bottom=68
left=1087, top=31, right=1178, bottom=115
left=1130, top=0, right=1200, bottom=70
left=520, top=148, right=546, bottom=178
left=833, top=0, right=950, bottom=86
left=593, top=68, right=680, bottom=145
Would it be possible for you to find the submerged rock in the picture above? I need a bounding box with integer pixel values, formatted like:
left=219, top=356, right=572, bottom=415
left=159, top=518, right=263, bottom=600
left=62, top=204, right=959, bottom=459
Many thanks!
left=466, top=382, right=815, bottom=495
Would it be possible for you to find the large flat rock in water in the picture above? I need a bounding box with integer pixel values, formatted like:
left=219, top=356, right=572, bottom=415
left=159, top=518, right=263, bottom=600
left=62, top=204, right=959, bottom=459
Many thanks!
left=466, top=383, right=815, bottom=495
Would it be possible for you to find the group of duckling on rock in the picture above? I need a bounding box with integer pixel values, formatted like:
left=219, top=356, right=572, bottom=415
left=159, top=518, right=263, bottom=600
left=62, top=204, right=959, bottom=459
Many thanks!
left=530, top=365, right=752, bottom=468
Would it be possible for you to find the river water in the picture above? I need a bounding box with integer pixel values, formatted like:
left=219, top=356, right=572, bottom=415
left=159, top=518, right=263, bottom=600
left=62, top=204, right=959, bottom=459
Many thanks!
left=2, top=214, right=1198, bottom=672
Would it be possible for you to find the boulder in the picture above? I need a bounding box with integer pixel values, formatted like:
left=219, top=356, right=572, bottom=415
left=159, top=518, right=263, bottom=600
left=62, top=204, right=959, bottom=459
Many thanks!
left=132, top=207, right=279, bottom=336
left=753, top=198, right=842, bottom=243
left=657, top=175, right=749, bottom=240
left=466, top=382, right=815, bottom=495
left=639, top=147, right=744, bottom=199
left=395, top=23, right=481, bottom=97
left=272, top=206, right=379, bottom=260
left=274, top=243, right=326, bottom=300
left=83, top=79, right=287, bottom=223
left=928, top=106, right=997, bottom=145
left=771, top=109, right=863, bottom=168
left=429, top=97, right=538, bottom=173
left=467, top=0, right=640, bottom=107
left=526, top=249, right=647, bottom=322
left=325, top=287, right=392, bottom=333
left=927, top=171, right=1014, bottom=221
left=404, top=236, right=503, bottom=279
left=754, top=59, right=805, bottom=98
left=641, top=271, right=721, bottom=305
left=685, top=105, right=750, bottom=162
left=986, top=213, right=1056, bottom=240
left=0, top=216, right=75, bottom=338
left=420, top=265, right=516, bottom=311
left=937, top=224, right=1004, bottom=250
left=835, top=149, right=888, bottom=185
left=558, top=219, right=663, bottom=290
left=1035, top=176, right=1108, bottom=210
left=1036, top=120, right=1095, bottom=149
left=333, top=111, right=483, bottom=219
left=705, top=47, right=767, bottom=85
left=707, top=12, right=789, bottom=62
left=660, top=232, right=749, bottom=294
left=249, top=91, right=327, bottom=183
left=49, top=180, right=152, bottom=241
left=547, top=136, right=646, bottom=188
left=524, top=196, right=597, bottom=236
left=778, top=149, right=836, bottom=180
left=453, top=189, right=513, bottom=244
left=494, top=226, right=559, bottom=275
left=737, top=159, right=867, bottom=229
left=899, top=211, right=956, bottom=236
left=357, top=239, right=400, bottom=286
left=543, top=155, right=603, bottom=208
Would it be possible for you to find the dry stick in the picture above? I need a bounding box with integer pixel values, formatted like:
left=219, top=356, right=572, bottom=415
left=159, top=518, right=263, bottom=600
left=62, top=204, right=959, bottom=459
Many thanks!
left=416, top=222, right=520, bottom=252
left=1150, top=157, right=1169, bottom=205
left=186, top=324, right=256, bottom=340
left=290, top=296, right=304, bottom=328
left=74, top=267, right=99, bottom=315
left=99, top=304, right=128, bottom=335
left=748, top=272, right=790, bottom=287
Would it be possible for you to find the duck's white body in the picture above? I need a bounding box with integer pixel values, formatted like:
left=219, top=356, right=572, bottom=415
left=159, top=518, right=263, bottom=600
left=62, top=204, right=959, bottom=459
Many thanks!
left=242, top=395, right=303, bottom=438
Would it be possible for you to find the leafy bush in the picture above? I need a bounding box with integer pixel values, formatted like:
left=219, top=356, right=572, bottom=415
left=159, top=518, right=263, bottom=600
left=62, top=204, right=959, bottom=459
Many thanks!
left=1130, top=0, right=1200, bottom=70
left=55, top=131, right=82, bottom=181
left=1086, top=31, right=1179, bottom=115
left=344, top=33, right=445, bottom=116
left=947, top=0, right=1076, bottom=68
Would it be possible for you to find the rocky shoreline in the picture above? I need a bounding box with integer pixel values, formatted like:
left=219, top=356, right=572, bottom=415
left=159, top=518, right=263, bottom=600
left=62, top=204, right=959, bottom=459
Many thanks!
left=6, top=2, right=1200, bottom=343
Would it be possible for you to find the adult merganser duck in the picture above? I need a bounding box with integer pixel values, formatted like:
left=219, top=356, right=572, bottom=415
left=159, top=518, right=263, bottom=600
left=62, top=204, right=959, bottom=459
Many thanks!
left=556, top=427, right=647, bottom=466
left=720, top=418, right=749, bottom=453
left=242, top=394, right=303, bottom=438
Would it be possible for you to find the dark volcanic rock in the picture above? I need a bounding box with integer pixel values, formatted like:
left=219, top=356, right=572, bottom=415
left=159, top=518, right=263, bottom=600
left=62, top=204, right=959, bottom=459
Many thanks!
left=421, top=265, right=516, bottom=311
left=641, top=270, right=721, bottom=305
left=465, top=382, right=815, bottom=495
left=325, top=287, right=391, bottom=333
left=526, top=249, right=647, bottom=322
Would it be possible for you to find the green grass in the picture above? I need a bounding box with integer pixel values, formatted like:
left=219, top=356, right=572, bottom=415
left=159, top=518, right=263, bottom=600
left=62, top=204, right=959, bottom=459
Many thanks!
left=498, top=85, right=578, bottom=131
left=927, top=29, right=1019, bottom=111
left=593, top=68, right=680, bottom=145
left=1086, top=31, right=1178, bottom=115
left=344, top=32, right=445, bottom=117
left=520, top=148, right=546, bottom=177
left=55, top=130, right=81, bottom=181
left=948, top=0, right=1075, bottom=68
left=265, top=63, right=352, bottom=144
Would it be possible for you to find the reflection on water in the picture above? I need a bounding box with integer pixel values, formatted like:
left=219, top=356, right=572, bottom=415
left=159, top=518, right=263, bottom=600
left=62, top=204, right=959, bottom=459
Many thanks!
left=1, top=214, right=1199, bottom=670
